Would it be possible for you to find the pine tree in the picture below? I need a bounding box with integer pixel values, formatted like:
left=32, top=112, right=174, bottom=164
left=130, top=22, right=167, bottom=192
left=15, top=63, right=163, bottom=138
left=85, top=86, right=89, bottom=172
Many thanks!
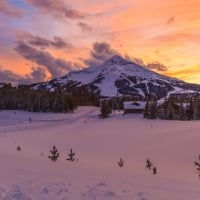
left=118, top=158, right=124, bottom=167
left=146, top=159, right=153, bottom=170
left=66, top=149, right=76, bottom=161
left=188, top=100, right=196, bottom=120
left=167, top=100, right=176, bottom=120
left=144, top=101, right=158, bottom=119
left=16, top=145, right=21, bottom=151
left=149, top=101, right=158, bottom=119
left=153, top=167, right=157, bottom=175
left=178, top=102, right=187, bottom=120
left=48, top=146, right=59, bottom=162
left=143, top=101, right=150, bottom=118
left=99, top=101, right=112, bottom=118
left=194, top=155, right=200, bottom=178
left=196, top=99, right=200, bottom=120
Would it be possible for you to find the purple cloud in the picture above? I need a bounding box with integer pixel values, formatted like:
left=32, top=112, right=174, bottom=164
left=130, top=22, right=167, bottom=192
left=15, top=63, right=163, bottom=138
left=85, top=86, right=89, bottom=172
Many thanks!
left=147, top=62, right=168, bottom=72
left=84, top=42, right=169, bottom=73
left=84, top=42, right=119, bottom=66
left=0, top=0, right=23, bottom=18
left=124, top=55, right=145, bottom=66
left=15, top=41, right=78, bottom=78
left=78, top=22, right=93, bottom=32
left=125, top=54, right=168, bottom=72
left=27, top=35, right=72, bottom=49
left=25, top=0, right=84, bottom=19
left=0, top=66, right=46, bottom=84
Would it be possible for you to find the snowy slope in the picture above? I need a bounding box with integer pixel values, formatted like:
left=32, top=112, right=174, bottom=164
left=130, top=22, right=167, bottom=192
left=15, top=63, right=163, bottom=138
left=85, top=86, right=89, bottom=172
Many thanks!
left=0, top=107, right=200, bottom=199
left=31, top=55, right=200, bottom=98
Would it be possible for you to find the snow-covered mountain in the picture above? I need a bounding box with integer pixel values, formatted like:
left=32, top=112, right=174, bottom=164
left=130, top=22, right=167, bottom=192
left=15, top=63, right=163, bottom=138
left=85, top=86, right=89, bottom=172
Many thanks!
left=31, top=55, right=200, bottom=98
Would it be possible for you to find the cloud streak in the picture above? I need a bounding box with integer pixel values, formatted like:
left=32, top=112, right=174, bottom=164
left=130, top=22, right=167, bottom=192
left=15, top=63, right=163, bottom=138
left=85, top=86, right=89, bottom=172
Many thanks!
left=16, top=32, right=72, bottom=49
left=78, top=22, right=93, bottom=32
left=27, top=35, right=72, bottom=49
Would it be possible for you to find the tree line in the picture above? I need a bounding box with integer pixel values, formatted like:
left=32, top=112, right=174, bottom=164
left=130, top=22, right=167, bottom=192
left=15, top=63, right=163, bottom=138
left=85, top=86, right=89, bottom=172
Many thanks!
left=144, top=97, right=200, bottom=120
left=0, top=83, right=98, bottom=113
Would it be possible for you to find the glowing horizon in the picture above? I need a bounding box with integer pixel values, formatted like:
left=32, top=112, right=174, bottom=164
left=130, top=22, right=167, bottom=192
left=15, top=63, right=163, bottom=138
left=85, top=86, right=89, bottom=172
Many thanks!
left=0, top=0, right=200, bottom=84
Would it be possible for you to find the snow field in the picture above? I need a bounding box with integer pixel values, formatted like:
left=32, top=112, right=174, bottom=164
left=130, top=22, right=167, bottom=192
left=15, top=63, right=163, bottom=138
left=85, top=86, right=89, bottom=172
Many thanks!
left=0, top=107, right=199, bottom=199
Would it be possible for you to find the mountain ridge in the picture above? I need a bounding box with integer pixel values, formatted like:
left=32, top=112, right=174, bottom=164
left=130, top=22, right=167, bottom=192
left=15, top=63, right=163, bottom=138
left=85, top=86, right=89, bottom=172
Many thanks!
left=30, top=55, right=200, bottom=99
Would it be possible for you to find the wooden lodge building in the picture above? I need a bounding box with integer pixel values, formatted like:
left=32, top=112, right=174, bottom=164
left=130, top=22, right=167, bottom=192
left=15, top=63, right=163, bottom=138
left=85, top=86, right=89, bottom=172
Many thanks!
left=123, top=101, right=146, bottom=114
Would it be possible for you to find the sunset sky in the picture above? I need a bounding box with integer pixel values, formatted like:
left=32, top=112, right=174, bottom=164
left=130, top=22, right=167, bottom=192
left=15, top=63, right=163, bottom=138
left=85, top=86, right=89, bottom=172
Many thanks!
left=0, top=0, right=200, bottom=84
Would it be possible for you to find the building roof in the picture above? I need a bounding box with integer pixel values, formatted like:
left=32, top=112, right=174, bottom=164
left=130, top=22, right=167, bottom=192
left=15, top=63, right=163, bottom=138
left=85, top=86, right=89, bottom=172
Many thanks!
left=123, top=101, right=146, bottom=110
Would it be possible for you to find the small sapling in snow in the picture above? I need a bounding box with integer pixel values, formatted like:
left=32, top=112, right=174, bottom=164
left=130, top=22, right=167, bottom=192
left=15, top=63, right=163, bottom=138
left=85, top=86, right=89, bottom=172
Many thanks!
left=118, top=158, right=124, bottom=167
left=16, top=145, right=21, bottom=151
left=194, top=155, right=200, bottom=178
left=146, top=159, right=153, bottom=170
left=66, top=149, right=76, bottom=161
left=153, top=167, right=157, bottom=175
left=48, top=146, right=59, bottom=162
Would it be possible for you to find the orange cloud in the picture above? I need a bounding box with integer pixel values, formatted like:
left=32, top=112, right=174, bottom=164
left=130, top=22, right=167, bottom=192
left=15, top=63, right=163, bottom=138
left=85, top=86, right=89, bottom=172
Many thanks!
left=166, top=65, right=200, bottom=83
left=1, top=0, right=200, bottom=84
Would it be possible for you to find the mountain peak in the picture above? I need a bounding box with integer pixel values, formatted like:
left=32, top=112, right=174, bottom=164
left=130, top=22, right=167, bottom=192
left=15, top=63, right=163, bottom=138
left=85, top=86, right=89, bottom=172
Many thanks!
left=105, top=55, right=131, bottom=65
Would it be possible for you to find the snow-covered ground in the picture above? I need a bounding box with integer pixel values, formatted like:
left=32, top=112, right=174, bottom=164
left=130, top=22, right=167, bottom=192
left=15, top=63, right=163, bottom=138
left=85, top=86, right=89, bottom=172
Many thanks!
left=0, top=107, right=200, bottom=200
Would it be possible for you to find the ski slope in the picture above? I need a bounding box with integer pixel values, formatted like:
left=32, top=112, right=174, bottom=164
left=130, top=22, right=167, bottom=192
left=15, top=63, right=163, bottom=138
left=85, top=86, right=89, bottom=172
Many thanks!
left=0, top=107, right=199, bottom=199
